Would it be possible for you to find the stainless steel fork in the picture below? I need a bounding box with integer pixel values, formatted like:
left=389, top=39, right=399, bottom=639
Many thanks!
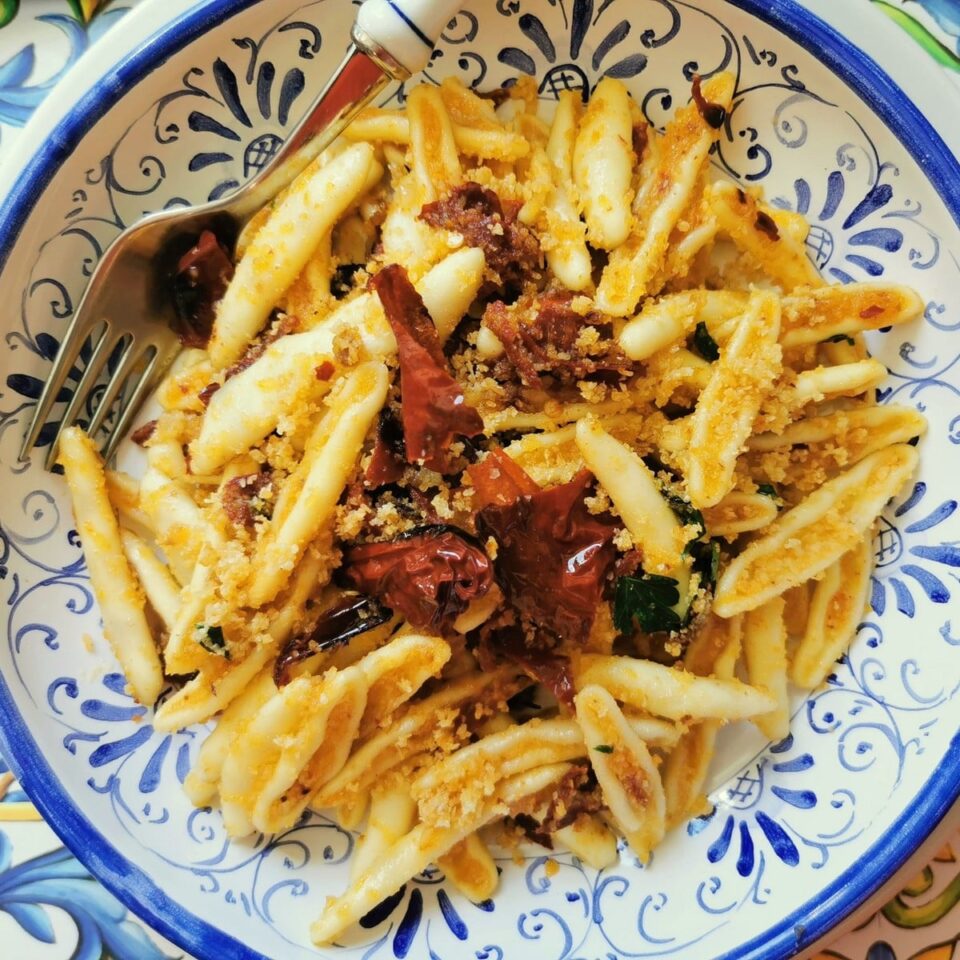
left=21, top=0, right=462, bottom=469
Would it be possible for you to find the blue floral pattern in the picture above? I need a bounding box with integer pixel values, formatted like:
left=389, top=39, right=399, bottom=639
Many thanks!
left=0, top=5, right=130, bottom=145
left=0, top=1, right=958, bottom=958
left=0, top=830, right=175, bottom=959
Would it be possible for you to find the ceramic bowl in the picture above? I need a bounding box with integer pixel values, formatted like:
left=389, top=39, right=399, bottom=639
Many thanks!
left=0, top=1, right=958, bottom=958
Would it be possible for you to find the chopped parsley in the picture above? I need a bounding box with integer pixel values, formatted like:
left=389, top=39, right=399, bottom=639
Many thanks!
left=195, top=623, right=230, bottom=659
left=695, top=539, right=721, bottom=586
left=756, top=483, right=783, bottom=508
left=593, top=744, right=615, bottom=754
left=613, top=573, right=683, bottom=635
left=667, top=493, right=706, bottom=542
left=823, top=333, right=855, bottom=345
left=692, top=322, right=720, bottom=362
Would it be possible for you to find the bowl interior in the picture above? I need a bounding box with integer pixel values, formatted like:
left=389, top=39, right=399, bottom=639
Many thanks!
left=0, top=1, right=958, bottom=958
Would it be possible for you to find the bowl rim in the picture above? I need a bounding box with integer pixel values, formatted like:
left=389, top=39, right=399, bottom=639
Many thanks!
left=0, top=1, right=958, bottom=958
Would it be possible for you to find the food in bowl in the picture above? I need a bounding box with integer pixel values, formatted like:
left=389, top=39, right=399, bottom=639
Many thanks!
left=56, top=72, right=926, bottom=946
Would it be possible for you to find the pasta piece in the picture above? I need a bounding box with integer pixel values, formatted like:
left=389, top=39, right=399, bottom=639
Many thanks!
left=618, top=289, right=750, bottom=361
left=106, top=469, right=153, bottom=539
left=575, top=654, right=775, bottom=721
left=58, top=427, right=164, bottom=705
left=714, top=443, right=919, bottom=616
left=656, top=171, right=718, bottom=288
left=414, top=714, right=675, bottom=829
left=503, top=424, right=582, bottom=488
left=747, top=404, right=927, bottom=454
left=780, top=283, right=923, bottom=348
left=119, top=529, right=181, bottom=632
left=792, top=359, right=887, bottom=403
left=208, top=143, right=383, bottom=369
left=661, top=614, right=742, bottom=828
left=684, top=290, right=781, bottom=508
left=281, top=232, right=333, bottom=325
left=190, top=249, right=485, bottom=475
left=220, top=666, right=368, bottom=836
left=475, top=325, right=506, bottom=360
left=791, top=538, right=872, bottom=688
left=155, top=348, right=211, bottom=414
left=436, top=833, right=499, bottom=902
left=246, top=361, right=388, bottom=608
left=412, top=717, right=589, bottom=826
left=145, top=437, right=188, bottom=479
left=139, top=465, right=210, bottom=585
left=182, top=667, right=277, bottom=806
left=575, top=685, right=666, bottom=862
left=153, top=540, right=334, bottom=732
left=624, top=714, right=684, bottom=750
left=408, top=84, right=461, bottom=201
left=742, top=597, right=790, bottom=742
left=573, top=77, right=634, bottom=250
left=190, top=294, right=385, bottom=476
left=155, top=639, right=276, bottom=736
left=543, top=90, right=591, bottom=290
left=161, top=479, right=232, bottom=676
left=596, top=72, right=735, bottom=316
left=782, top=582, right=811, bottom=640
left=416, top=246, right=487, bottom=344
left=336, top=792, right=369, bottom=832
left=229, top=633, right=447, bottom=835
left=311, top=763, right=573, bottom=945
left=314, top=668, right=526, bottom=809
left=575, top=418, right=686, bottom=572
left=642, top=346, right=713, bottom=403
left=552, top=814, right=619, bottom=870
left=618, top=291, right=704, bottom=361
left=344, top=106, right=530, bottom=161
left=707, top=181, right=824, bottom=291
left=702, top=491, right=779, bottom=538
left=357, top=632, right=453, bottom=737
left=350, top=778, right=417, bottom=883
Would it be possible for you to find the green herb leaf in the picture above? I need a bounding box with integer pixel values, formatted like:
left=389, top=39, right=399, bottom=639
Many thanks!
left=667, top=493, right=706, bottom=542
left=614, top=574, right=683, bottom=635
left=823, top=333, right=855, bottom=345
left=196, top=623, right=230, bottom=660
left=686, top=537, right=721, bottom=595
left=756, top=483, right=783, bottom=509
left=593, top=744, right=614, bottom=754
left=692, top=322, right=720, bottom=362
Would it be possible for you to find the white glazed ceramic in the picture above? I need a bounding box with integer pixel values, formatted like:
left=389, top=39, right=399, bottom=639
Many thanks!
left=0, top=2, right=957, bottom=959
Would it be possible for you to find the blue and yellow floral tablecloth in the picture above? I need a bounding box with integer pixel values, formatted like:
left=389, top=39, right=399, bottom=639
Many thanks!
left=0, top=2, right=958, bottom=958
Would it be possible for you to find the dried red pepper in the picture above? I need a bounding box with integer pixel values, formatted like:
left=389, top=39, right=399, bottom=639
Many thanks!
left=467, top=447, right=540, bottom=512
left=477, top=469, right=618, bottom=645
left=364, top=407, right=406, bottom=488
left=371, top=265, right=483, bottom=474
left=171, top=230, right=234, bottom=348
left=342, top=524, right=493, bottom=634
left=274, top=594, right=391, bottom=687
left=420, top=182, right=541, bottom=299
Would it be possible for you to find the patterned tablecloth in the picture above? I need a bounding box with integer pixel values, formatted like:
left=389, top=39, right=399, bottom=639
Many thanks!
left=0, top=2, right=958, bottom=958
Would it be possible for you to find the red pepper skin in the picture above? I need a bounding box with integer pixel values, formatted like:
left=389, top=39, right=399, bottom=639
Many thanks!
left=273, top=595, right=391, bottom=687
left=342, top=525, right=493, bottom=634
left=371, top=264, right=483, bottom=474
left=467, top=448, right=540, bottom=512
left=171, top=230, right=234, bottom=348
left=477, top=469, right=618, bottom=646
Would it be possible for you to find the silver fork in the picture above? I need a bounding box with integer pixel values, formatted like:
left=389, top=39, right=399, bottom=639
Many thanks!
left=21, top=0, right=462, bottom=469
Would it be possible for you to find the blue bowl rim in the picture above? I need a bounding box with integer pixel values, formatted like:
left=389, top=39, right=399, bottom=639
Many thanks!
left=0, top=0, right=957, bottom=958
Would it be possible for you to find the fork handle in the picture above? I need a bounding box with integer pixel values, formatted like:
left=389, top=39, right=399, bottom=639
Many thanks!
left=353, top=0, right=463, bottom=76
